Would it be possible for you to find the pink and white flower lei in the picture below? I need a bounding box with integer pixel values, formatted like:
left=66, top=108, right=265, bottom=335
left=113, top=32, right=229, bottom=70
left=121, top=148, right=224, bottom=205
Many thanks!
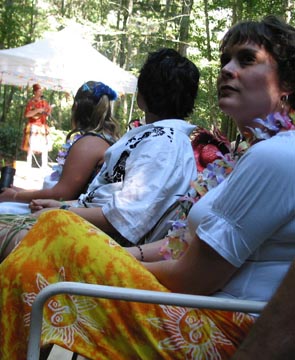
left=162, top=112, right=295, bottom=260
left=247, top=112, right=295, bottom=140
left=50, top=133, right=82, bottom=181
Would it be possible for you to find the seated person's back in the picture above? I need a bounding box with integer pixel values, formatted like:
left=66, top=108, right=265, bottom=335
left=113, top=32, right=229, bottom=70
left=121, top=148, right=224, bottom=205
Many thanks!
left=0, top=81, right=120, bottom=215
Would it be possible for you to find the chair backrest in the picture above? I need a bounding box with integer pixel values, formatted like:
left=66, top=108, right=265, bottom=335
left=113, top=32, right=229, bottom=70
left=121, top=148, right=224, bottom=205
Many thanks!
left=27, top=282, right=266, bottom=360
left=138, top=199, right=184, bottom=244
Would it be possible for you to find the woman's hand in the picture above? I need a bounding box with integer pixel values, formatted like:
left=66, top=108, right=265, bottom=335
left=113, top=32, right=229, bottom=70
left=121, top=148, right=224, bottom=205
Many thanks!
left=29, top=199, right=62, bottom=212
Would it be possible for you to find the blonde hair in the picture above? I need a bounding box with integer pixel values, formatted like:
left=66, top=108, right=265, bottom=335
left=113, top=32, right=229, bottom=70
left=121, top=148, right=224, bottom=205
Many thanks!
left=67, top=81, right=120, bottom=141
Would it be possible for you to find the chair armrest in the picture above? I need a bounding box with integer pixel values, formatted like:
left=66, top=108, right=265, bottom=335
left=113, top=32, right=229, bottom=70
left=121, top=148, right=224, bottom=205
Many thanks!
left=27, top=282, right=266, bottom=360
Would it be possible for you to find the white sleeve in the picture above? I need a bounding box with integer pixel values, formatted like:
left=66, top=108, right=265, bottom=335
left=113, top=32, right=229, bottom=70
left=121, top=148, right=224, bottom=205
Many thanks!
left=196, top=138, right=295, bottom=267
left=103, top=131, right=196, bottom=243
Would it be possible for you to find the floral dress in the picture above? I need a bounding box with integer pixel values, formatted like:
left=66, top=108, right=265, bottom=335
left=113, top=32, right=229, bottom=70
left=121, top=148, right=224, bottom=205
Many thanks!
left=21, top=97, right=51, bottom=153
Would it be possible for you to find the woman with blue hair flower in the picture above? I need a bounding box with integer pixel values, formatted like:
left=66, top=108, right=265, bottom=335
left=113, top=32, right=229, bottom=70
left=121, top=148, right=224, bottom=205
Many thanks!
left=0, top=81, right=120, bottom=213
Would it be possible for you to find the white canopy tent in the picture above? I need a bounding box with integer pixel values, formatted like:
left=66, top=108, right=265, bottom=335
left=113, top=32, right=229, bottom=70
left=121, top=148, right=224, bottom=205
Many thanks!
left=0, top=25, right=138, bottom=95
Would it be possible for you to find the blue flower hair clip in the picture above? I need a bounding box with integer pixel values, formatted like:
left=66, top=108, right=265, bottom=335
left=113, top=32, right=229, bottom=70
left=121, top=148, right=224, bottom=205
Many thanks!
left=82, top=83, right=91, bottom=92
left=92, top=82, right=117, bottom=101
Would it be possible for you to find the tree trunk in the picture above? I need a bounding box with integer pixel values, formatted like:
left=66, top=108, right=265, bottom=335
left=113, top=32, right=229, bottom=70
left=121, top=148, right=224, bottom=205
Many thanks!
left=232, top=0, right=244, bottom=24
left=119, top=0, right=133, bottom=69
left=178, top=0, right=193, bottom=55
left=221, top=0, right=244, bottom=140
left=283, top=0, right=293, bottom=21
left=202, top=0, right=219, bottom=127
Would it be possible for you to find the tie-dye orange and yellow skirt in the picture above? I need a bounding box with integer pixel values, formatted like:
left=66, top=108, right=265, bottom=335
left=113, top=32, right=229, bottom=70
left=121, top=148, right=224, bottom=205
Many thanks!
left=0, top=210, right=255, bottom=359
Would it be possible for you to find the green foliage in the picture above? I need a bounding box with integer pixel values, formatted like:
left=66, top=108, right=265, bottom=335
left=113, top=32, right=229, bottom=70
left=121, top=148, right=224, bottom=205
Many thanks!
left=0, top=123, right=67, bottom=164
left=0, top=0, right=50, bottom=48
left=112, top=94, right=141, bottom=133
left=0, top=123, right=22, bottom=160
left=0, top=85, right=72, bottom=127
left=48, top=127, right=68, bottom=162
left=1, top=0, right=295, bottom=151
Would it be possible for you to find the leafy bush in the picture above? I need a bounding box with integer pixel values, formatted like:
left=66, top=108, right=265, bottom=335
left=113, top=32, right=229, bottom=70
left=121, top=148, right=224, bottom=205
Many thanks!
left=0, top=125, right=23, bottom=161
left=47, top=127, right=68, bottom=163
left=0, top=124, right=67, bottom=164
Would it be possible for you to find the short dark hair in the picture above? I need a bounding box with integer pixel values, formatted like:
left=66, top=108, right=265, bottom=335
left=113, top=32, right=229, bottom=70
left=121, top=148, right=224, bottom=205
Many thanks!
left=137, top=48, right=200, bottom=119
left=220, top=15, right=295, bottom=110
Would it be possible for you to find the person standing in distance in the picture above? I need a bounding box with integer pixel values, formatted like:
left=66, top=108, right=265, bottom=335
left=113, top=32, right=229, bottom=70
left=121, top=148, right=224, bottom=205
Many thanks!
left=21, top=83, right=52, bottom=170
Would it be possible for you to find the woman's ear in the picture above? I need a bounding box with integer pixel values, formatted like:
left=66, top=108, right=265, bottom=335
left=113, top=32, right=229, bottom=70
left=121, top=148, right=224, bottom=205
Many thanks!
left=280, top=93, right=292, bottom=114
left=280, top=79, right=293, bottom=97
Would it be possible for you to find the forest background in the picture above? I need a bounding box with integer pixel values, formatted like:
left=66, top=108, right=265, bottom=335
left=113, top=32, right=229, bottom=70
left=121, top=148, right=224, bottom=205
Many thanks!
left=0, top=0, right=293, bottom=164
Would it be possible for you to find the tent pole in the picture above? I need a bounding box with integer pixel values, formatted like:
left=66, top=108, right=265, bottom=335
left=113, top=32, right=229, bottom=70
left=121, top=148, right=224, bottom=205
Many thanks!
left=128, top=90, right=137, bottom=124
left=0, top=74, right=2, bottom=99
left=0, top=74, right=2, bottom=121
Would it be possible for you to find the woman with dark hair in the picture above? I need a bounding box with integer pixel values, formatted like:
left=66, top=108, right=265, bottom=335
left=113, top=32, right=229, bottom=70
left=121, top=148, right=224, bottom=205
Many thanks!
left=2, top=17, right=295, bottom=356
left=2, top=16, right=295, bottom=358
left=26, top=48, right=199, bottom=245
left=0, top=81, right=119, bottom=212
left=137, top=48, right=198, bottom=119
left=0, top=48, right=201, bottom=358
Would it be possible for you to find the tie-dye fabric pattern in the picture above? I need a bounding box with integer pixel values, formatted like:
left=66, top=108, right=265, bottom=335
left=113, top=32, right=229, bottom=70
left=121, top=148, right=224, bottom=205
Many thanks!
left=0, top=210, right=255, bottom=359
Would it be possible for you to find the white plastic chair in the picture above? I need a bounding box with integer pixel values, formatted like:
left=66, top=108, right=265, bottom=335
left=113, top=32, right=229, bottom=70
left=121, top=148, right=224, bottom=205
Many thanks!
left=26, top=282, right=266, bottom=360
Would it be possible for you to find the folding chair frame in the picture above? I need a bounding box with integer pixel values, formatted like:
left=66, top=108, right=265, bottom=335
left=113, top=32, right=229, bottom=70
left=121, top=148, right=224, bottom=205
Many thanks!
left=26, top=282, right=266, bottom=360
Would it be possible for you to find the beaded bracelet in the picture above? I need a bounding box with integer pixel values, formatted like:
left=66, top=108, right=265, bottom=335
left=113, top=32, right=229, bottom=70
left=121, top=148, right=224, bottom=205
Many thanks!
left=137, top=245, right=144, bottom=261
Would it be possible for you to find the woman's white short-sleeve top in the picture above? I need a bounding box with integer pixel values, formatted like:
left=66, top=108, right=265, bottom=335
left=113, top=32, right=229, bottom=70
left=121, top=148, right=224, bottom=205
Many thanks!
left=188, top=131, right=295, bottom=302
